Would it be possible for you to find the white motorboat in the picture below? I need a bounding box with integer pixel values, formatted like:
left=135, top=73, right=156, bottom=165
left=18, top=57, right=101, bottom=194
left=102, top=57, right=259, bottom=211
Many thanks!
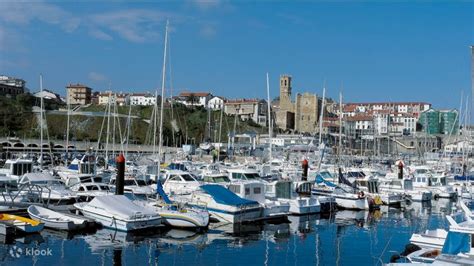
left=313, top=173, right=380, bottom=210
left=0, top=157, right=34, bottom=181
left=266, top=179, right=322, bottom=214
left=162, top=170, right=201, bottom=196
left=143, top=182, right=209, bottom=228
left=227, top=180, right=290, bottom=219
left=74, top=195, right=162, bottom=231
left=27, top=205, right=93, bottom=231
left=19, top=172, right=78, bottom=204
left=70, top=182, right=113, bottom=201
left=411, top=166, right=457, bottom=199
left=109, top=176, right=154, bottom=196
left=183, top=184, right=263, bottom=223
left=409, top=228, right=448, bottom=249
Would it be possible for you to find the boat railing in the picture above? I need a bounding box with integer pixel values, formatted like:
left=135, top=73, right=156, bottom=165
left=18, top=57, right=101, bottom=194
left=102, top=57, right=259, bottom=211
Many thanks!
left=0, top=182, right=52, bottom=207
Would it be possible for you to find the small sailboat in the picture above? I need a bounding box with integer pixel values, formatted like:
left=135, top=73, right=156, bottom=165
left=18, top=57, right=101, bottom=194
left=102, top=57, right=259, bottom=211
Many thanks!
left=0, top=213, right=44, bottom=233
left=27, top=205, right=92, bottom=231
left=148, top=182, right=209, bottom=228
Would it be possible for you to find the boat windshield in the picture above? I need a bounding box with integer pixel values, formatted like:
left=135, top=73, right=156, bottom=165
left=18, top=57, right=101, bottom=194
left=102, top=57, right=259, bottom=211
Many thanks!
left=100, top=185, right=110, bottom=191
left=416, top=169, right=429, bottom=174
left=214, top=176, right=230, bottom=183
left=319, top=171, right=333, bottom=179
left=244, top=173, right=260, bottom=179
left=181, top=174, right=196, bottom=182
left=124, top=180, right=137, bottom=186
left=136, top=180, right=147, bottom=186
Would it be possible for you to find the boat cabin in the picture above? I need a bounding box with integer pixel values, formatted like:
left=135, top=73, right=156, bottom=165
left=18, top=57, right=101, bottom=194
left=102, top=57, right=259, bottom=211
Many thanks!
left=202, top=174, right=230, bottom=184
left=226, top=169, right=261, bottom=181
left=228, top=181, right=265, bottom=203
left=0, top=158, right=33, bottom=179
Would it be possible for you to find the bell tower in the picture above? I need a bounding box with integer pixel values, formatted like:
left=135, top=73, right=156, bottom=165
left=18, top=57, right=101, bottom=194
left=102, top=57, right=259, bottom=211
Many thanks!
left=279, top=74, right=292, bottom=111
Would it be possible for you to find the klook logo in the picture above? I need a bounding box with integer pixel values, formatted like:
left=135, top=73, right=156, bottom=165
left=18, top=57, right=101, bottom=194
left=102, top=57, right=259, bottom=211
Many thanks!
left=9, top=246, right=52, bottom=258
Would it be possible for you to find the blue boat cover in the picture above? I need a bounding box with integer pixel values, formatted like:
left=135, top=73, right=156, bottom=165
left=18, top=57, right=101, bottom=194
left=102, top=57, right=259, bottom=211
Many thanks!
left=200, top=184, right=258, bottom=207
left=315, top=174, right=337, bottom=187
left=167, top=163, right=187, bottom=171
left=339, top=171, right=356, bottom=189
left=156, top=182, right=172, bottom=204
left=441, top=231, right=470, bottom=255
left=68, top=164, right=79, bottom=170
left=454, top=175, right=474, bottom=181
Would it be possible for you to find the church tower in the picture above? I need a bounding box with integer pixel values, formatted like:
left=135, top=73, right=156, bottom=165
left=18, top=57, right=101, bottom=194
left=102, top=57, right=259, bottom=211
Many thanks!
left=279, top=75, right=293, bottom=111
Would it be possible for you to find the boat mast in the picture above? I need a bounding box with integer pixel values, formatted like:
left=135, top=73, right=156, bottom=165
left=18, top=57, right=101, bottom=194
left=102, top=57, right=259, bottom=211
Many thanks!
left=338, top=92, right=343, bottom=164
left=157, top=20, right=169, bottom=172
left=218, top=103, right=223, bottom=154
left=40, top=74, right=44, bottom=169
left=65, top=88, right=70, bottom=166
left=266, top=72, right=272, bottom=161
left=104, top=89, right=111, bottom=168
left=318, top=85, right=326, bottom=148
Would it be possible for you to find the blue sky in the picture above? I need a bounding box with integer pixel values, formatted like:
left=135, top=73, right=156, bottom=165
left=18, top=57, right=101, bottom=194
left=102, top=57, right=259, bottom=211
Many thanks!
left=1, top=1, right=473, bottom=109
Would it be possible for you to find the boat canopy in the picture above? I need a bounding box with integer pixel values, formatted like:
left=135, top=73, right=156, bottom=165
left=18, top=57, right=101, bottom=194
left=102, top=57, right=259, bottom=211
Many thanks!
left=156, top=182, right=172, bottom=204
left=315, top=174, right=337, bottom=188
left=441, top=231, right=470, bottom=255
left=200, top=184, right=257, bottom=207
left=86, top=195, right=157, bottom=219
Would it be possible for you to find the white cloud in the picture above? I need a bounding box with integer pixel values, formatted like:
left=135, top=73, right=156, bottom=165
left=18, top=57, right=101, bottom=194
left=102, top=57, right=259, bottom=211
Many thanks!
left=90, top=9, right=176, bottom=43
left=88, top=29, right=113, bottom=41
left=0, top=1, right=80, bottom=32
left=88, top=71, right=107, bottom=82
left=192, top=0, right=222, bottom=11
left=199, top=24, right=217, bottom=38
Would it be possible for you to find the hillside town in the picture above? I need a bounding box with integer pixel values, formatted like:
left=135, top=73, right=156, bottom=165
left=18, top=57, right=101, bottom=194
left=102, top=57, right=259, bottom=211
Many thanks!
left=0, top=72, right=467, bottom=156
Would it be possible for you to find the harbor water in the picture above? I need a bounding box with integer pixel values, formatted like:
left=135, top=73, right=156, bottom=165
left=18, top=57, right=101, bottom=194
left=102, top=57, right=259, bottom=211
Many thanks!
left=0, top=199, right=463, bottom=266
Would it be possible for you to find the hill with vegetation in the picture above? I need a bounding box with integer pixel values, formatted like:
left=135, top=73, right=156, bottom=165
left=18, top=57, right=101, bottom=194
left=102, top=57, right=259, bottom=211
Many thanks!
left=0, top=95, right=267, bottom=146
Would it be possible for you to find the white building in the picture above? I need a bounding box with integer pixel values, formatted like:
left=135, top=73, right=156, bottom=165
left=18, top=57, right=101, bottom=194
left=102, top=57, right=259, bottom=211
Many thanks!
left=177, top=92, right=212, bottom=107
left=207, top=96, right=225, bottom=110
left=444, top=140, right=474, bottom=154
left=129, top=93, right=157, bottom=106
left=224, top=99, right=268, bottom=126
left=97, top=92, right=129, bottom=106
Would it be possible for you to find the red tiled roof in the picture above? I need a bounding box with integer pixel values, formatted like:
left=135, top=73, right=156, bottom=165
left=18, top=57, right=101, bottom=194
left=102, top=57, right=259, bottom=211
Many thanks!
left=345, top=101, right=431, bottom=106
left=179, top=91, right=211, bottom=97
left=225, top=98, right=260, bottom=104
left=345, top=115, right=373, bottom=122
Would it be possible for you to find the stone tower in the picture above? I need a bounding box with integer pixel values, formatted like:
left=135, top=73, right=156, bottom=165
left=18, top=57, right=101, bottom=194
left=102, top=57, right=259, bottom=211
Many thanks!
left=279, top=75, right=293, bottom=112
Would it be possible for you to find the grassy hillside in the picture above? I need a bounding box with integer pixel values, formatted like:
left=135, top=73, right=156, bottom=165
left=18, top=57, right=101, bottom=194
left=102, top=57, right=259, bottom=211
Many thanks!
left=0, top=94, right=266, bottom=146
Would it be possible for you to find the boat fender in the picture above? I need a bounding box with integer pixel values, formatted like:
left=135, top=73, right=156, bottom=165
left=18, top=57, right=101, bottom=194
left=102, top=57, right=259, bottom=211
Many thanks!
left=400, top=243, right=421, bottom=256
left=374, top=196, right=383, bottom=205
left=389, top=254, right=401, bottom=263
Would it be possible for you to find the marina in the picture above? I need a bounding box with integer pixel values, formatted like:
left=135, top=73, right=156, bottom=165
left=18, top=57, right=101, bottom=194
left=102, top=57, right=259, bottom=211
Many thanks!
left=0, top=199, right=467, bottom=265
left=1, top=1, right=473, bottom=265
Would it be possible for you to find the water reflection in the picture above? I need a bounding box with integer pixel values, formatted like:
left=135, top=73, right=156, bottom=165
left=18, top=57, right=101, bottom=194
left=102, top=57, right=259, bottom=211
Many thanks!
left=2, top=198, right=465, bottom=266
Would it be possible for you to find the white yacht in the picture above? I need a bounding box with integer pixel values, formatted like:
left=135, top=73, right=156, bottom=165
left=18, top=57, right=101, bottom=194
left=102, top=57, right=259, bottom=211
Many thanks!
left=411, top=166, right=457, bottom=199
left=379, top=173, right=432, bottom=202
left=0, top=157, right=34, bottom=181
left=109, top=176, right=154, bottom=196
left=19, top=172, right=78, bottom=204
left=313, top=171, right=381, bottom=210
left=74, top=195, right=162, bottom=231
left=182, top=184, right=263, bottom=223
left=227, top=180, right=290, bottom=220
left=266, top=179, right=322, bottom=214
left=162, top=170, right=201, bottom=196
left=70, top=182, right=113, bottom=201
